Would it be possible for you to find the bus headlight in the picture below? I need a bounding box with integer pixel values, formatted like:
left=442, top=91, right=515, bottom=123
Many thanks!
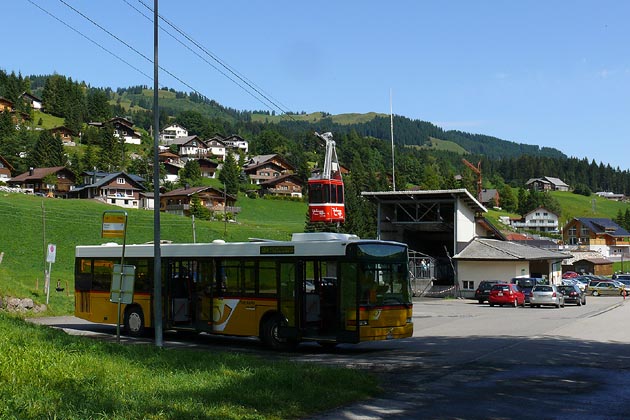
left=406, top=317, right=412, bottom=323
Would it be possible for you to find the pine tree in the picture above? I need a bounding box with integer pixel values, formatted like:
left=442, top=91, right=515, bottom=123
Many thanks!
left=48, top=133, right=65, bottom=166
left=179, top=159, right=202, bottom=187
left=219, top=152, right=240, bottom=195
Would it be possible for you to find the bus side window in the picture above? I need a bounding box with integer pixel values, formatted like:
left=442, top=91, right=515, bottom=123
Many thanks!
left=219, top=260, right=241, bottom=295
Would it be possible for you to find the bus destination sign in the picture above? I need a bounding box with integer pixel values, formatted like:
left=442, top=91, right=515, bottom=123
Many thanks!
left=260, top=245, right=295, bottom=255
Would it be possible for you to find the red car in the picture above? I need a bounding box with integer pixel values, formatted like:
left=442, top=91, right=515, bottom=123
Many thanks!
left=488, top=283, right=525, bottom=307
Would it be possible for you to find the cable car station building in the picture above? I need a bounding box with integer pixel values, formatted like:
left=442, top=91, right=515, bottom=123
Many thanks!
left=362, top=189, right=567, bottom=297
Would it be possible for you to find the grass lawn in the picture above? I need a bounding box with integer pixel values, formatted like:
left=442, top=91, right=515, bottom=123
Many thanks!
left=0, top=313, right=379, bottom=419
left=0, top=193, right=306, bottom=315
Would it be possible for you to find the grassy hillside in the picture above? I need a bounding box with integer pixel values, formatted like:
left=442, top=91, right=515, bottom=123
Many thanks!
left=30, top=110, right=65, bottom=129
left=0, top=193, right=306, bottom=315
left=550, top=191, right=629, bottom=223
left=406, top=136, right=469, bottom=154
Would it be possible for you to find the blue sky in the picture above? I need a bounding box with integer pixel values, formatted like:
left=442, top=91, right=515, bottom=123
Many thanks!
left=4, top=1, right=630, bottom=171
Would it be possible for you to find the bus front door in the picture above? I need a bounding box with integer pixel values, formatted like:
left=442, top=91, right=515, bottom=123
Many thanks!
left=301, top=260, right=342, bottom=342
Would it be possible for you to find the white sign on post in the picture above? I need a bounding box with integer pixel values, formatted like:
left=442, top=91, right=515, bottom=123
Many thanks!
left=46, top=244, right=56, bottom=263
left=110, top=264, right=136, bottom=305
left=45, top=243, right=56, bottom=304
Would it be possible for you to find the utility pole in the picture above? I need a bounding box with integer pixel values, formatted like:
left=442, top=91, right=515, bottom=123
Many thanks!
left=152, top=0, right=163, bottom=347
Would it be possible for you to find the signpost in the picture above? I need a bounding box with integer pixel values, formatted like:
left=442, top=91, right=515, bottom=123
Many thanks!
left=102, top=210, right=128, bottom=342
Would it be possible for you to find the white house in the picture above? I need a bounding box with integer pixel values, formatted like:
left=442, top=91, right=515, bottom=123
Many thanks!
left=205, top=136, right=227, bottom=161
left=160, top=124, right=188, bottom=143
left=170, top=135, right=208, bottom=158
left=20, top=92, right=43, bottom=110
left=223, top=134, right=249, bottom=154
left=511, top=207, right=559, bottom=232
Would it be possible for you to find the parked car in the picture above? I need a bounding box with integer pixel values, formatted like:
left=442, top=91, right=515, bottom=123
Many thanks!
left=572, top=276, right=589, bottom=291
left=488, top=283, right=525, bottom=307
left=474, top=281, right=500, bottom=304
left=510, top=277, right=542, bottom=303
left=557, top=284, right=586, bottom=306
left=588, top=281, right=624, bottom=296
left=615, top=278, right=630, bottom=292
left=562, top=271, right=579, bottom=279
left=530, top=284, right=565, bottom=308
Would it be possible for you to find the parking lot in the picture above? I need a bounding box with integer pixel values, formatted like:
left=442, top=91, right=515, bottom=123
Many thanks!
left=310, top=296, right=630, bottom=419
left=32, top=295, right=630, bottom=419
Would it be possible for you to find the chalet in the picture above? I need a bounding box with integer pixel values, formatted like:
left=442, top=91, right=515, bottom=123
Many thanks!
left=158, top=151, right=182, bottom=164
left=9, top=166, right=76, bottom=197
left=511, top=206, right=559, bottom=233
left=525, top=176, right=569, bottom=192
left=89, top=117, right=142, bottom=145
left=162, top=161, right=184, bottom=184
left=259, top=174, right=303, bottom=197
left=243, top=154, right=295, bottom=185
left=49, top=126, right=75, bottom=145
left=197, top=158, right=218, bottom=179
left=223, top=134, right=249, bottom=154
left=205, top=136, right=227, bottom=161
left=169, top=135, right=208, bottom=159
left=0, top=97, right=13, bottom=112
left=159, top=124, right=188, bottom=143
left=68, top=171, right=146, bottom=209
left=0, top=155, right=14, bottom=182
left=19, top=92, right=43, bottom=110
left=563, top=217, right=630, bottom=258
left=160, top=186, right=239, bottom=217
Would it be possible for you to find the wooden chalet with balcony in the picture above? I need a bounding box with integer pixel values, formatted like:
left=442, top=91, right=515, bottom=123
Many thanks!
left=67, top=171, right=146, bottom=209
left=9, top=166, right=76, bottom=197
left=243, top=154, right=295, bottom=185
left=563, top=217, right=630, bottom=259
left=259, top=174, right=303, bottom=198
left=160, top=186, right=239, bottom=217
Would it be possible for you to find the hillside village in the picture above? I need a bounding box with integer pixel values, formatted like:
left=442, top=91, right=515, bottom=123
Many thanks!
left=2, top=73, right=630, bottom=299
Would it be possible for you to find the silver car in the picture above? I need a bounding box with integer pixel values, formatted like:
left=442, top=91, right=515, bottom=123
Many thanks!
left=529, top=284, right=565, bottom=308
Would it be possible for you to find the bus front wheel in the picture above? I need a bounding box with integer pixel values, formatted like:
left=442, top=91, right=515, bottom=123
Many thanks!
left=262, top=315, right=296, bottom=351
left=124, top=305, right=145, bottom=337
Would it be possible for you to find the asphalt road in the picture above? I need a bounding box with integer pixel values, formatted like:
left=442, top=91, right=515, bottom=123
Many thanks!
left=30, top=295, right=630, bottom=420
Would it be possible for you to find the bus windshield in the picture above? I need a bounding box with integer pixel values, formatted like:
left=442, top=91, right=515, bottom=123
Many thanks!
left=359, top=262, right=411, bottom=306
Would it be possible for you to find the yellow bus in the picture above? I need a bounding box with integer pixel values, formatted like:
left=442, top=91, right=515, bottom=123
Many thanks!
left=75, top=232, right=413, bottom=349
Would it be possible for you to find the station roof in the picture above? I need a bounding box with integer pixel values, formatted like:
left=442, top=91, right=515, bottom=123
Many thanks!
left=361, top=189, right=487, bottom=213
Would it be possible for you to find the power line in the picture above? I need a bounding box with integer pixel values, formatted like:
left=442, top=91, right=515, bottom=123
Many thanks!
left=133, top=0, right=294, bottom=116
left=52, top=0, right=294, bottom=117
left=122, top=0, right=292, bottom=116
left=55, top=0, right=203, bottom=100
left=25, top=0, right=153, bottom=81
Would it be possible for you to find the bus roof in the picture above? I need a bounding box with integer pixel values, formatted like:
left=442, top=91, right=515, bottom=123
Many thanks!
left=75, top=233, right=407, bottom=259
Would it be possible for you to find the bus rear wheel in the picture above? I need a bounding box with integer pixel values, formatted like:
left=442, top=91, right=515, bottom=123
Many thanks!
left=124, top=305, right=145, bottom=337
left=262, top=315, right=296, bottom=351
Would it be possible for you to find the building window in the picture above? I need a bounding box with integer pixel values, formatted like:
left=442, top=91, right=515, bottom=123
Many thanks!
left=117, top=178, right=125, bottom=184
left=462, top=281, right=474, bottom=289
left=581, top=226, right=589, bottom=236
